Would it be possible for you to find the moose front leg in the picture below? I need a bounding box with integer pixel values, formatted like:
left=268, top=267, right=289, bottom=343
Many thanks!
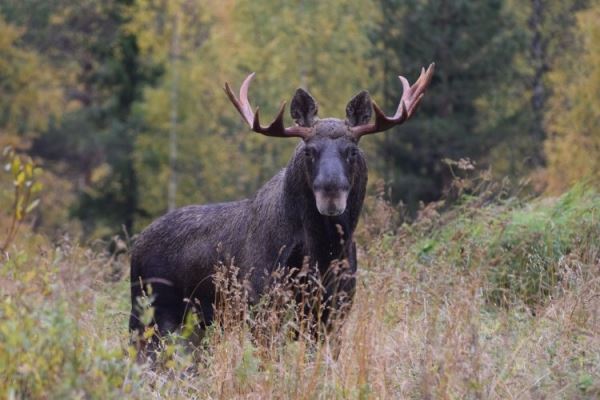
left=309, top=241, right=357, bottom=344
left=313, top=255, right=356, bottom=358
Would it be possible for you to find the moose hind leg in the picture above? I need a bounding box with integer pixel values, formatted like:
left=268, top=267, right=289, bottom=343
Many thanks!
left=152, top=285, right=186, bottom=337
left=137, top=283, right=186, bottom=352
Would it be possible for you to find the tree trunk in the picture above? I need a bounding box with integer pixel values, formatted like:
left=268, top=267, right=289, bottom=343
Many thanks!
left=528, top=0, right=547, bottom=167
left=168, top=11, right=181, bottom=211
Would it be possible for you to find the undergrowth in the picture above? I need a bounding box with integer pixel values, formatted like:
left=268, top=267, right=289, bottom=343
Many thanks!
left=1, top=184, right=599, bottom=399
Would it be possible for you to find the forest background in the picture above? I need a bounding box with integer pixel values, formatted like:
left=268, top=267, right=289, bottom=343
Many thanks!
left=2, top=0, right=599, bottom=239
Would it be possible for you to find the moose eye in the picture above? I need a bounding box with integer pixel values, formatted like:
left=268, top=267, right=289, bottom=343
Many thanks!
left=347, top=147, right=359, bottom=160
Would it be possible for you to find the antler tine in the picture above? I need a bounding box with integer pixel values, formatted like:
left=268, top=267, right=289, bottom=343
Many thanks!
left=224, top=73, right=254, bottom=126
left=224, top=73, right=312, bottom=139
left=251, top=101, right=289, bottom=138
left=351, top=62, right=435, bottom=139
left=238, top=73, right=257, bottom=125
left=408, top=63, right=435, bottom=114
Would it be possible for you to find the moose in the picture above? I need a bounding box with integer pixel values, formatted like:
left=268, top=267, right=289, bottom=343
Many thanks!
left=129, top=64, right=435, bottom=346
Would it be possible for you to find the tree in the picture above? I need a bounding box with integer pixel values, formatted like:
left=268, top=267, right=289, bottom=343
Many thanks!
left=544, top=1, right=600, bottom=192
left=0, top=14, right=62, bottom=140
left=24, top=1, right=159, bottom=236
left=370, top=0, right=524, bottom=210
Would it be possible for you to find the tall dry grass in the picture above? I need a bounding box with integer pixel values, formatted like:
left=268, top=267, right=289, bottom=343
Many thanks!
left=1, top=184, right=599, bottom=399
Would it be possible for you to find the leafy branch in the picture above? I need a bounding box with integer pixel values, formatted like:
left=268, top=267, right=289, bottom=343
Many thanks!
left=1, top=147, right=43, bottom=253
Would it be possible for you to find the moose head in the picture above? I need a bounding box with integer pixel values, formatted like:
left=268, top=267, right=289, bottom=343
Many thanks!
left=225, top=63, right=435, bottom=216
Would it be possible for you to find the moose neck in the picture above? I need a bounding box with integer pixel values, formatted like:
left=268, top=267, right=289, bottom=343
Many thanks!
left=283, top=144, right=367, bottom=270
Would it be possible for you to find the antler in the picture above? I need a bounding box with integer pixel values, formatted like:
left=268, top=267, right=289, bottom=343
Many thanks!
left=224, top=73, right=313, bottom=139
left=350, top=63, right=435, bottom=139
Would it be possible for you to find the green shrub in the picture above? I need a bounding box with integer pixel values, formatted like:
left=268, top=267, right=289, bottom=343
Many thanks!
left=486, top=185, right=599, bottom=305
left=399, top=184, right=600, bottom=306
left=0, top=296, right=140, bottom=398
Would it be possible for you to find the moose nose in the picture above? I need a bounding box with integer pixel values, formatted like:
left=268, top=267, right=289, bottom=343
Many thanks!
left=313, top=174, right=350, bottom=216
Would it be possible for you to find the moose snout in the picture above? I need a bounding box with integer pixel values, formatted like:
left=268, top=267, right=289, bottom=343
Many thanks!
left=313, top=178, right=350, bottom=216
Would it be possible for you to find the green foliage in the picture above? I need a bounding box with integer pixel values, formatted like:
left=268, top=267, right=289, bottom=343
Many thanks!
left=0, top=298, right=135, bottom=398
left=486, top=185, right=599, bottom=305
left=21, top=1, right=160, bottom=237
left=371, top=0, right=525, bottom=210
left=399, top=184, right=600, bottom=306
left=0, top=233, right=139, bottom=398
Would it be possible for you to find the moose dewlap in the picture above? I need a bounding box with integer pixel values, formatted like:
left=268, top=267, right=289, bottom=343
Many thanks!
left=129, top=64, right=435, bottom=349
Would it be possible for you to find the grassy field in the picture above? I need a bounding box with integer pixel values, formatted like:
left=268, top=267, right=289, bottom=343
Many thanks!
left=1, top=185, right=599, bottom=399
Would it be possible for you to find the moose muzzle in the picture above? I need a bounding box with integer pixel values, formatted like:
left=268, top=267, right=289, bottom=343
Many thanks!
left=314, top=189, right=349, bottom=216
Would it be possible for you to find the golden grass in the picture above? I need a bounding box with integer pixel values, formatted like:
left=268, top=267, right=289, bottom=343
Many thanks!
left=1, top=187, right=599, bottom=399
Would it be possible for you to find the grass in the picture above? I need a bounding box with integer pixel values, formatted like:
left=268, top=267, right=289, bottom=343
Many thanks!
left=0, top=184, right=599, bottom=399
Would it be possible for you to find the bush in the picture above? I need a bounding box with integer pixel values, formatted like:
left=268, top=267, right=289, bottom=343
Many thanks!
left=392, top=184, right=599, bottom=307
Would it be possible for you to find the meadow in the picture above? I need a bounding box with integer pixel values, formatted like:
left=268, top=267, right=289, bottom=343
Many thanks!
left=1, top=181, right=598, bottom=399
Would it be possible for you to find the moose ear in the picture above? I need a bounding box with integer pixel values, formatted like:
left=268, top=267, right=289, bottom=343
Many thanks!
left=345, top=91, right=373, bottom=127
left=290, top=88, right=318, bottom=127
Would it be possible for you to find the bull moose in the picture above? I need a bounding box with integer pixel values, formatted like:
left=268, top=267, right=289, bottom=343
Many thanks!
left=129, top=64, right=435, bottom=346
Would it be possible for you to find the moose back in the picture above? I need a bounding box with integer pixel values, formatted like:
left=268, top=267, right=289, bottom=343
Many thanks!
left=129, top=64, right=435, bottom=344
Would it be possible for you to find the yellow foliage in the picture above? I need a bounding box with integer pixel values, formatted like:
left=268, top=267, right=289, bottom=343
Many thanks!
left=545, top=2, right=600, bottom=192
left=0, top=16, right=63, bottom=137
